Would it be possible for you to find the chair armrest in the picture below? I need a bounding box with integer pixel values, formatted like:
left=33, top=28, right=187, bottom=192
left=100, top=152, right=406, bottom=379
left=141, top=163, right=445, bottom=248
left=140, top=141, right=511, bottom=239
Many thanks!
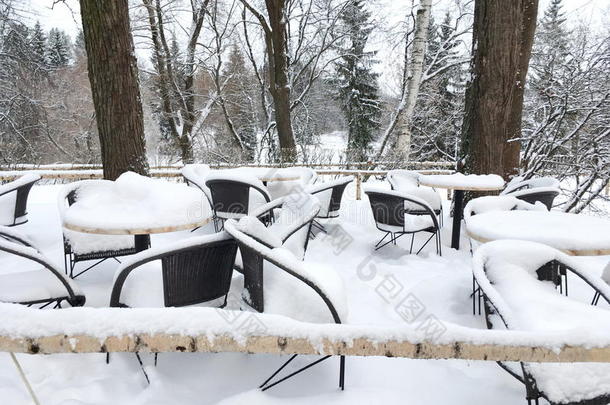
left=250, top=197, right=285, bottom=222
left=0, top=236, right=84, bottom=306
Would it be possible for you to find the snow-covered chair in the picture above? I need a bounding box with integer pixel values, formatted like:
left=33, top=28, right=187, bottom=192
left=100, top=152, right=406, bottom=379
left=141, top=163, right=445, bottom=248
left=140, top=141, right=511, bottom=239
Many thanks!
left=473, top=240, right=610, bottom=405
left=181, top=163, right=212, bottom=206
left=387, top=169, right=443, bottom=226
left=58, top=181, right=150, bottom=278
left=0, top=226, right=85, bottom=308
left=592, top=262, right=610, bottom=306
left=205, top=172, right=272, bottom=231
left=365, top=187, right=442, bottom=255
left=231, top=193, right=321, bottom=311
left=109, top=233, right=237, bottom=308
left=0, top=173, right=41, bottom=226
left=464, top=195, right=547, bottom=315
left=265, top=167, right=318, bottom=200
left=501, top=177, right=560, bottom=210
left=305, top=176, right=353, bottom=233
left=109, top=233, right=237, bottom=383
left=224, top=217, right=347, bottom=391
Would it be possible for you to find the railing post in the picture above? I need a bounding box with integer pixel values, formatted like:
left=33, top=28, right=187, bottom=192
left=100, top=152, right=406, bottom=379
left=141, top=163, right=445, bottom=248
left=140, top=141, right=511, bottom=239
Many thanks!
left=356, top=173, right=362, bottom=200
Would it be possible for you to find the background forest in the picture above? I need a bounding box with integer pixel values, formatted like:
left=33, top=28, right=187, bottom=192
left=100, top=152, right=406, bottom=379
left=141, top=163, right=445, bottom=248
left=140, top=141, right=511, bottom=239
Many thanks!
left=0, top=0, right=608, bottom=211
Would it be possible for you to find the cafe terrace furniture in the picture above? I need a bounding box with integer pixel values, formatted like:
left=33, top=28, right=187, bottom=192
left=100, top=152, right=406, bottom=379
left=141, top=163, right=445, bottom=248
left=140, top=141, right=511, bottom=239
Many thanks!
left=60, top=172, right=211, bottom=278
left=0, top=173, right=41, bottom=226
left=418, top=173, right=505, bottom=249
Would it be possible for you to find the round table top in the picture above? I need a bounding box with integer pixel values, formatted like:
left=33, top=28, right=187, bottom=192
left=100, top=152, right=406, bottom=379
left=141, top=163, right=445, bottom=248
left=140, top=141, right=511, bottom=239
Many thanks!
left=466, top=210, right=610, bottom=256
left=418, top=173, right=505, bottom=191
left=62, top=172, right=212, bottom=235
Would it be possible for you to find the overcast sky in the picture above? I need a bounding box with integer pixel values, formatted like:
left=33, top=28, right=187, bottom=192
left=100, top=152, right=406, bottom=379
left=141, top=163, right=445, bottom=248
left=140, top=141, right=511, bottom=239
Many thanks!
left=25, top=0, right=610, bottom=41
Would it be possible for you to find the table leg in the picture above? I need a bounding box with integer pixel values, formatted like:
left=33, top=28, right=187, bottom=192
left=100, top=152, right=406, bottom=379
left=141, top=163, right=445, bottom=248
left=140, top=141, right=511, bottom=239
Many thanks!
left=451, top=190, right=464, bottom=250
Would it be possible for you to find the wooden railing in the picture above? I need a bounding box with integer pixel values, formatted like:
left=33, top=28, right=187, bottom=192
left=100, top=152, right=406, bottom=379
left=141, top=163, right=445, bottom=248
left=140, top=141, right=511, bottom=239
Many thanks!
left=0, top=305, right=608, bottom=363
left=0, top=164, right=454, bottom=200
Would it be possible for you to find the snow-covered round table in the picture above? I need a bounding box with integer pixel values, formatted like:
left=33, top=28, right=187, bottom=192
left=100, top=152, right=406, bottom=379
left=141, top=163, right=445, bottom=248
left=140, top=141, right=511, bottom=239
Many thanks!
left=466, top=210, right=610, bottom=256
left=62, top=172, right=212, bottom=236
left=418, top=173, right=505, bottom=249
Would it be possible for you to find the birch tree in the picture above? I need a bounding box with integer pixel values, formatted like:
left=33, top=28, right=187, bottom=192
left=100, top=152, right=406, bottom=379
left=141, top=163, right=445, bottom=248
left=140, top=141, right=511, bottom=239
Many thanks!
left=376, top=0, right=432, bottom=161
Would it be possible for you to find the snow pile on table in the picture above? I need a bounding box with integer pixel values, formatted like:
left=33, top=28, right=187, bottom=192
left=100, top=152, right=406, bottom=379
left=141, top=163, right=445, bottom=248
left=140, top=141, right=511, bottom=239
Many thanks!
left=418, top=173, right=505, bottom=189
left=60, top=172, right=208, bottom=232
left=466, top=210, right=610, bottom=252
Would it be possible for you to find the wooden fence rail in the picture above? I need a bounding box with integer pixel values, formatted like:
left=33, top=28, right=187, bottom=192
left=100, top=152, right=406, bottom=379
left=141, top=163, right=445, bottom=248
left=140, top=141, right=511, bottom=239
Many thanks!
left=0, top=166, right=453, bottom=200
left=0, top=305, right=608, bottom=363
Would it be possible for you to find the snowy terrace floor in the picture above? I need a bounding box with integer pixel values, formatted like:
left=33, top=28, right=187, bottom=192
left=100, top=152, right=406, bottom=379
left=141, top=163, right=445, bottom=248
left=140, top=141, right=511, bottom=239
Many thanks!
left=1, top=183, right=609, bottom=405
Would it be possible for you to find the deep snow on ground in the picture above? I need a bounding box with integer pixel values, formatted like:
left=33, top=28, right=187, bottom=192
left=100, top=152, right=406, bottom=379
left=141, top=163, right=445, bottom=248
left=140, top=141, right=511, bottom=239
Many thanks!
left=1, top=181, right=609, bottom=405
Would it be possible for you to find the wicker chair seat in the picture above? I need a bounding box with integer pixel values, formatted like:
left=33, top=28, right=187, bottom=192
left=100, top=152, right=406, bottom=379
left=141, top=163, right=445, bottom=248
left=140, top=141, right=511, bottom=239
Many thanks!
left=64, top=229, right=136, bottom=257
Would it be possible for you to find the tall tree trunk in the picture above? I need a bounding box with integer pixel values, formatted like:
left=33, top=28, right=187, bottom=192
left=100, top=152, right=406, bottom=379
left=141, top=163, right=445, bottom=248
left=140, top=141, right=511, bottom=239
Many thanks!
left=393, top=0, right=432, bottom=160
left=504, top=0, right=539, bottom=178
left=79, top=0, right=148, bottom=180
left=265, top=0, right=297, bottom=162
left=460, top=0, right=538, bottom=180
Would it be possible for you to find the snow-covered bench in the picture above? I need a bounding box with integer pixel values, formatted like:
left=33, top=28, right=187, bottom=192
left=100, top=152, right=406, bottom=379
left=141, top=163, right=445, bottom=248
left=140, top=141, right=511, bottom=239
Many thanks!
left=0, top=226, right=84, bottom=308
left=224, top=215, right=347, bottom=391
left=473, top=240, right=610, bottom=405
left=0, top=173, right=40, bottom=226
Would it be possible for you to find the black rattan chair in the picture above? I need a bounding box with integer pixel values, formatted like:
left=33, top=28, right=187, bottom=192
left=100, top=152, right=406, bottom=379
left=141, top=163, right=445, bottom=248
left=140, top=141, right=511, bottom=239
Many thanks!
left=387, top=169, right=444, bottom=226
left=501, top=177, right=560, bottom=210
left=305, top=176, right=353, bottom=233
left=109, top=233, right=237, bottom=382
left=231, top=193, right=321, bottom=312
left=58, top=181, right=150, bottom=278
left=592, top=262, right=610, bottom=306
left=224, top=218, right=346, bottom=392
left=181, top=164, right=213, bottom=208
left=464, top=195, right=549, bottom=315
left=109, top=233, right=237, bottom=308
left=0, top=174, right=41, bottom=226
left=0, top=226, right=85, bottom=308
left=473, top=241, right=610, bottom=405
left=365, top=188, right=442, bottom=255
left=205, top=173, right=273, bottom=231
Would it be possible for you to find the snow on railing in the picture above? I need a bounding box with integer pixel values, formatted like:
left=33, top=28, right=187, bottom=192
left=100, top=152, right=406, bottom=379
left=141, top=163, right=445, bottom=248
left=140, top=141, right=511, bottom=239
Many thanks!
left=0, top=164, right=454, bottom=200
left=0, top=303, right=608, bottom=362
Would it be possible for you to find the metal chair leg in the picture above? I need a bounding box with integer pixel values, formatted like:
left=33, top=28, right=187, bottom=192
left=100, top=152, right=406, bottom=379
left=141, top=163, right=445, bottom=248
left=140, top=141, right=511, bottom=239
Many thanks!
left=134, top=352, right=150, bottom=384
left=259, top=355, right=333, bottom=391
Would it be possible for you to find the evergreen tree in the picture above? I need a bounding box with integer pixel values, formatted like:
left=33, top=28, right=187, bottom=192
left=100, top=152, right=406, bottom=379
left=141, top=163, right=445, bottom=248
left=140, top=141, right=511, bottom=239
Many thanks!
left=47, top=28, right=71, bottom=68
left=531, top=0, right=569, bottom=93
left=30, top=21, right=47, bottom=68
left=221, top=45, right=258, bottom=158
left=334, top=0, right=381, bottom=161
left=73, top=29, right=86, bottom=61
